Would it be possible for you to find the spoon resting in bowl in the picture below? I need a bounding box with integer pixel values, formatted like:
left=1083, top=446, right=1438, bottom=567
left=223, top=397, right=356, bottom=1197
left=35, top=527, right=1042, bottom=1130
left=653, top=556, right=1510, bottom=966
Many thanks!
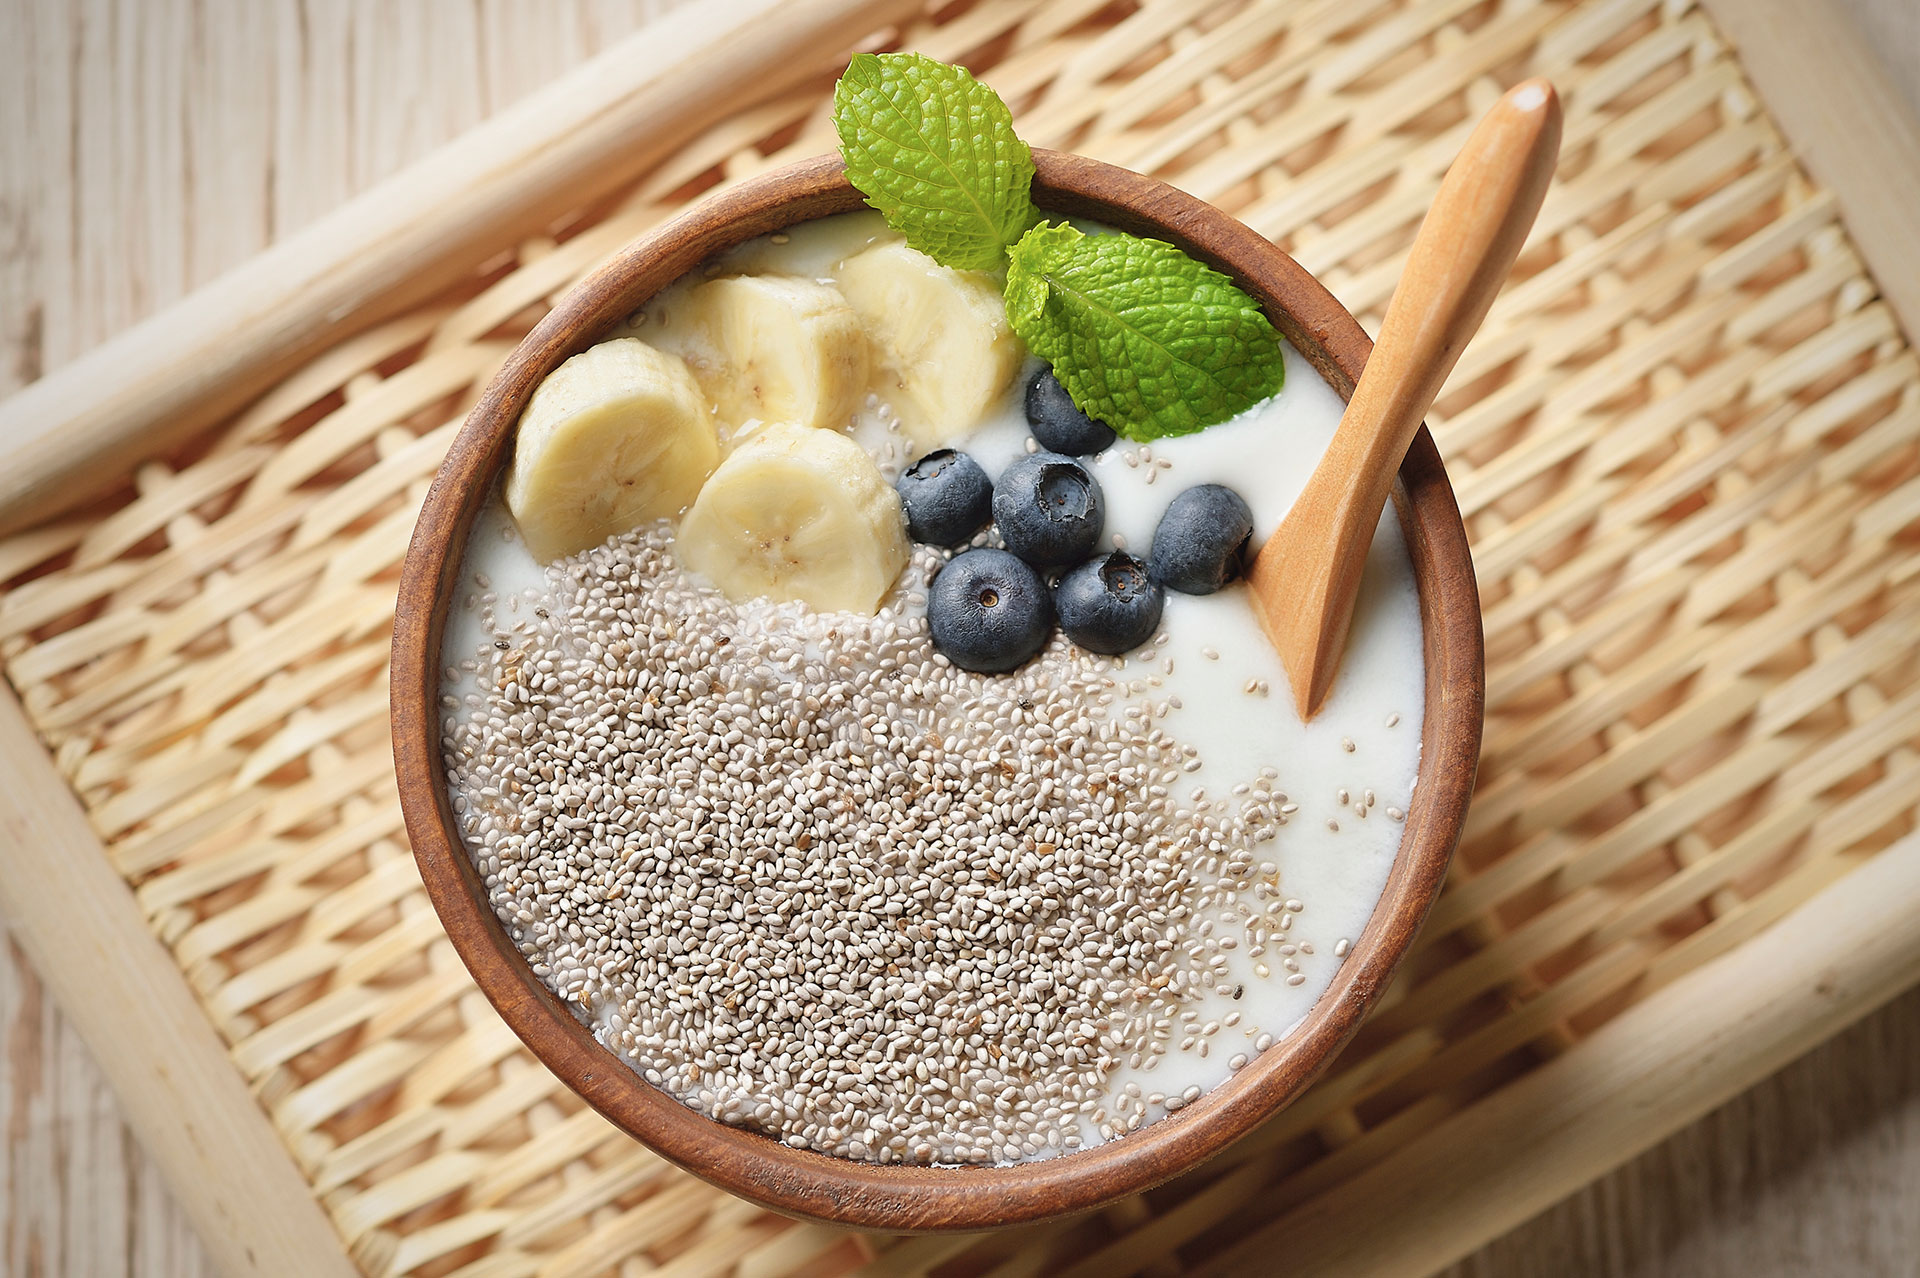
left=1251, top=77, right=1562, bottom=719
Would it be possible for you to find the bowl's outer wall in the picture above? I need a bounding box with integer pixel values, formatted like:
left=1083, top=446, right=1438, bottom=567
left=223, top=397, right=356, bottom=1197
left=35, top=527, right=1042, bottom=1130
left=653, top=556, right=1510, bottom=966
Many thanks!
left=391, top=151, right=1485, bottom=1231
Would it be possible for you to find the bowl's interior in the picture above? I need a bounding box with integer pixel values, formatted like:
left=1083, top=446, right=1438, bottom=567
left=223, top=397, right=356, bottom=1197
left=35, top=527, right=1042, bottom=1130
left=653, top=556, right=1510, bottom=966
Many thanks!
left=391, top=150, right=1483, bottom=1231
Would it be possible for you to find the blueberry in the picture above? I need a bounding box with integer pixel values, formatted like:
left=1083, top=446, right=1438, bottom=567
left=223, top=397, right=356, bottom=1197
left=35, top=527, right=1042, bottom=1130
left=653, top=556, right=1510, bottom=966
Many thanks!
left=1054, top=552, right=1164, bottom=655
left=927, top=548, right=1053, bottom=673
left=896, top=449, right=993, bottom=547
left=1150, top=484, right=1255, bottom=595
left=993, top=451, right=1106, bottom=573
left=1024, top=367, right=1117, bottom=456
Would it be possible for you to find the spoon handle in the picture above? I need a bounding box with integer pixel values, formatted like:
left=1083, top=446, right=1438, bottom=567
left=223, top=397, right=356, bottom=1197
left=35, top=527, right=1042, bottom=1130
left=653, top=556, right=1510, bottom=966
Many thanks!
left=1254, top=78, right=1561, bottom=718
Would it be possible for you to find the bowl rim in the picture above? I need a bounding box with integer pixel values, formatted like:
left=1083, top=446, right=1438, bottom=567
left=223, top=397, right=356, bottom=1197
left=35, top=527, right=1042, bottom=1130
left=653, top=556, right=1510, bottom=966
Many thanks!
left=391, top=149, right=1484, bottom=1232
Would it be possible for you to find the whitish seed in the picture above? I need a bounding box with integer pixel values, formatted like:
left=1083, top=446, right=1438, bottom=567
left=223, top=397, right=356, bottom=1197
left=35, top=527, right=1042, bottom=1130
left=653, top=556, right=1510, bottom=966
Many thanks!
left=442, top=516, right=1371, bottom=1168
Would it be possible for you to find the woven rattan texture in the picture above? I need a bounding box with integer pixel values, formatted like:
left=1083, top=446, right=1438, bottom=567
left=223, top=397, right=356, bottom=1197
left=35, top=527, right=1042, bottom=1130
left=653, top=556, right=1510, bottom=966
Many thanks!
left=4, top=0, right=1918, bottom=1274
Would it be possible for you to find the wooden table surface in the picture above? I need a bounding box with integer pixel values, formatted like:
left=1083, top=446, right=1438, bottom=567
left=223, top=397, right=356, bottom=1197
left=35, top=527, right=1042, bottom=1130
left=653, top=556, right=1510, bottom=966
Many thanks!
left=3, top=2, right=1917, bottom=1275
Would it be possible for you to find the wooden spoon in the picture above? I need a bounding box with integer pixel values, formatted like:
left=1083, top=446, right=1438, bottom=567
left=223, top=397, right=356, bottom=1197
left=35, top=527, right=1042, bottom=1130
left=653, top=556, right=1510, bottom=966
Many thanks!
left=1251, top=78, right=1562, bottom=719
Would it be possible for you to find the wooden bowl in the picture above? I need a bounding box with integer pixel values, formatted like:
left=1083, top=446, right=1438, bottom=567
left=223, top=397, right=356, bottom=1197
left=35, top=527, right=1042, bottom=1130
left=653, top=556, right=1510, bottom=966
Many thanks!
left=391, top=150, right=1484, bottom=1232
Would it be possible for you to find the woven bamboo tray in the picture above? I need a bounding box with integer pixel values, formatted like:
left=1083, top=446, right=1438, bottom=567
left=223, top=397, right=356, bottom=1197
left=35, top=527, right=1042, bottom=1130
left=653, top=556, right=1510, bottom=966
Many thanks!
left=3, top=1, right=1919, bottom=1276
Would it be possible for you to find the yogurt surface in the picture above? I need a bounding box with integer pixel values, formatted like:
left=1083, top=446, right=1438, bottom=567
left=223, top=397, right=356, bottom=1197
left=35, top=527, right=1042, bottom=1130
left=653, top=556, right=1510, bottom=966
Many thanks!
left=442, top=211, right=1424, bottom=1157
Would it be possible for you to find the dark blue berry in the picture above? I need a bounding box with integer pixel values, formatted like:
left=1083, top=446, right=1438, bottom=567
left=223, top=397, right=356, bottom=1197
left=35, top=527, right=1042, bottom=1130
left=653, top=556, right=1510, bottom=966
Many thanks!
left=896, top=449, right=993, bottom=547
left=927, top=548, right=1053, bottom=673
left=993, top=451, right=1105, bottom=573
left=1150, top=484, right=1255, bottom=595
left=1024, top=368, right=1117, bottom=456
left=1054, top=552, right=1164, bottom=655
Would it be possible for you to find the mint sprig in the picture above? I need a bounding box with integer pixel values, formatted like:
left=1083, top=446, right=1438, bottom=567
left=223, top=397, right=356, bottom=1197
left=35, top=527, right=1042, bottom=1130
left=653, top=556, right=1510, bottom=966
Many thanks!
left=832, top=53, right=1286, bottom=439
left=832, top=53, right=1039, bottom=271
left=1005, top=223, right=1285, bottom=441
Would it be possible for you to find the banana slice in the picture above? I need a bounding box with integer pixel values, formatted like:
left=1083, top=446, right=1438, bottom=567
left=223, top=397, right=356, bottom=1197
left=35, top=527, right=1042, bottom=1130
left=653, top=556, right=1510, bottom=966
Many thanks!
left=505, top=338, right=719, bottom=562
left=673, top=274, right=870, bottom=432
left=835, top=240, right=1023, bottom=451
left=676, top=421, right=910, bottom=614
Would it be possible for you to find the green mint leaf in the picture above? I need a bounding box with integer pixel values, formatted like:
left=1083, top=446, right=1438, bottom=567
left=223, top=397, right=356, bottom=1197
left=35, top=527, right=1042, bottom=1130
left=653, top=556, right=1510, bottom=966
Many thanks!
left=832, top=52, right=1039, bottom=271
left=1005, top=223, right=1287, bottom=441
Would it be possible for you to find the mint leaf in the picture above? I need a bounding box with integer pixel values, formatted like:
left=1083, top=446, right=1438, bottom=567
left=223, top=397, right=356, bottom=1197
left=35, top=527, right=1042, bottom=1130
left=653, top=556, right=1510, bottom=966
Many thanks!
left=832, top=53, right=1039, bottom=271
left=1006, top=223, right=1287, bottom=441
left=832, top=53, right=1286, bottom=440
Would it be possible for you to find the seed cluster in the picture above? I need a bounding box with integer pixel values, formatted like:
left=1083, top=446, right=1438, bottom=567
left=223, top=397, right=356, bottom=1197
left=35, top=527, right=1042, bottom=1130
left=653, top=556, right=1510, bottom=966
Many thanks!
left=443, top=525, right=1301, bottom=1165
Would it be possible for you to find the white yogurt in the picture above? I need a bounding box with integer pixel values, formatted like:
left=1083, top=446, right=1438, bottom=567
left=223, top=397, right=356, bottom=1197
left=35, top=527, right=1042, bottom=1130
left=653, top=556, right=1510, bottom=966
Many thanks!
left=445, top=211, right=1425, bottom=1150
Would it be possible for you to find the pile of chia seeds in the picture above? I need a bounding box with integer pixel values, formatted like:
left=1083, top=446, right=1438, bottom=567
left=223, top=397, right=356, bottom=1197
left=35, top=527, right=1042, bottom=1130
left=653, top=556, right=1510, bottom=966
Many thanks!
left=443, top=525, right=1296, bottom=1165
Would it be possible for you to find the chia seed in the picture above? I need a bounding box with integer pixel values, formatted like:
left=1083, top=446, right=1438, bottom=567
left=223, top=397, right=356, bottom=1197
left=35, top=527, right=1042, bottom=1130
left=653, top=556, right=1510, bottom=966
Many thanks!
left=442, top=520, right=1372, bottom=1166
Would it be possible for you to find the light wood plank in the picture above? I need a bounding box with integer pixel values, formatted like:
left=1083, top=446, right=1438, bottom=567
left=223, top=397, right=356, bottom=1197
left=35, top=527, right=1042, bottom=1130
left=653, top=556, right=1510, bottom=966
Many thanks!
left=0, top=684, right=357, bottom=1278
left=1697, top=0, right=1920, bottom=342
left=1438, top=987, right=1920, bottom=1276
